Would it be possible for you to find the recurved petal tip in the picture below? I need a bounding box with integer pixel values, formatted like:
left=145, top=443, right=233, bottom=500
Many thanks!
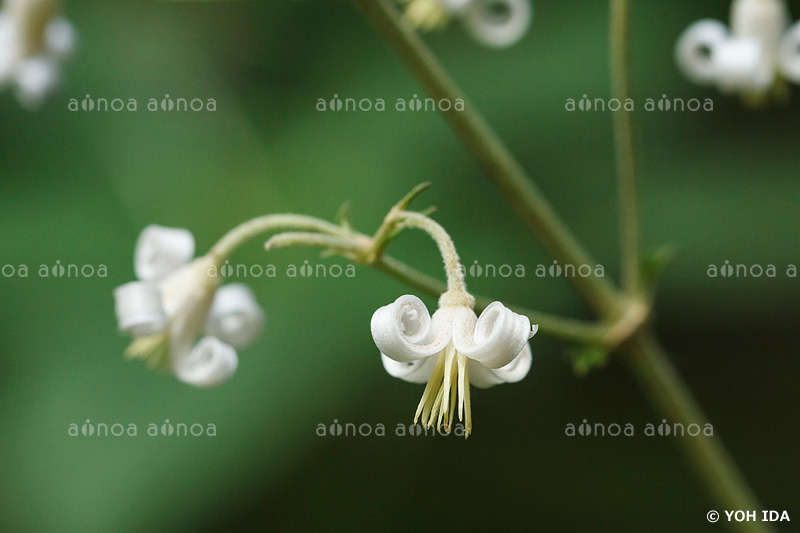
left=205, top=283, right=264, bottom=349
left=134, top=225, right=195, bottom=282
left=114, top=281, right=168, bottom=337
left=675, top=19, right=729, bottom=85
left=46, top=18, right=77, bottom=59
left=462, top=0, right=532, bottom=48
left=173, top=336, right=238, bottom=388
left=454, top=301, right=531, bottom=369
left=15, top=57, right=59, bottom=109
left=380, top=352, right=438, bottom=383
left=468, top=342, right=532, bottom=388
left=713, top=38, right=770, bottom=92
left=439, top=0, right=471, bottom=13
left=371, top=294, right=452, bottom=363
left=779, top=21, right=800, bottom=82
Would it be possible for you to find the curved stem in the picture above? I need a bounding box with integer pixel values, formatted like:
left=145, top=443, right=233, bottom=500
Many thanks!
left=209, top=214, right=347, bottom=261
left=391, top=210, right=467, bottom=294
left=610, top=0, right=640, bottom=295
left=350, top=0, right=620, bottom=316
left=264, top=231, right=369, bottom=256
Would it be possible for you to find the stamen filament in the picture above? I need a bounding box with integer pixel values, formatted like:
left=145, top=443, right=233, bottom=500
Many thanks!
left=414, top=343, right=473, bottom=438
left=415, top=352, right=445, bottom=425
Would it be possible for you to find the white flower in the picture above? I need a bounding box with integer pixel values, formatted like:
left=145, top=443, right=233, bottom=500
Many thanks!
left=403, top=0, right=532, bottom=48
left=674, top=0, right=800, bottom=98
left=0, top=0, right=77, bottom=108
left=114, top=225, right=265, bottom=388
left=371, top=292, right=536, bottom=437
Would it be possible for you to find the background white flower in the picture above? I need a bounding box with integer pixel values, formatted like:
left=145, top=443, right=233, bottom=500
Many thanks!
left=674, top=0, right=800, bottom=99
left=402, top=0, right=532, bottom=48
left=0, top=0, right=77, bottom=108
left=114, top=225, right=265, bottom=388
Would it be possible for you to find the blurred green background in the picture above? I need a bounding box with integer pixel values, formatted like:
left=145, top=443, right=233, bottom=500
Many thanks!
left=1, top=0, right=798, bottom=531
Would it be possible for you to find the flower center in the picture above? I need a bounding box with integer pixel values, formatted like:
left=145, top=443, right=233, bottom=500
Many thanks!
left=414, top=341, right=473, bottom=438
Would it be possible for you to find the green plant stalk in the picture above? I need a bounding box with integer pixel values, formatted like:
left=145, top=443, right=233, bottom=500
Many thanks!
left=349, top=0, right=620, bottom=317
left=621, top=333, right=772, bottom=533
left=609, top=0, right=640, bottom=295
left=351, top=0, right=771, bottom=529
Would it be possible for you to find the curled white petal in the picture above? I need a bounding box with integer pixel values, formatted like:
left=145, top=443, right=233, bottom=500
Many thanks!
left=713, top=38, right=770, bottom=92
left=134, top=225, right=195, bottom=282
left=45, top=18, right=77, bottom=59
left=453, top=301, right=532, bottom=369
left=380, top=353, right=438, bottom=384
left=15, top=57, right=59, bottom=109
left=440, top=0, right=471, bottom=13
left=114, top=281, right=168, bottom=336
left=172, top=336, right=238, bottom=388
left=779, top=21, right=800, bottom=82
left=462, top=0, right=532, bottom=48
left=205, top=283, right=264, bottom=349
left=468, top=342, right=532, bottom=388
left=675, top=19, right=729, bottom=85
left=371, top=294, right=454, bottom=363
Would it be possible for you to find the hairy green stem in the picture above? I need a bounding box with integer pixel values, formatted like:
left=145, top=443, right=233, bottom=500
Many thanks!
left=391, top=210, right=467, bottom=294
left=350, top=0, right=619, bottom=317
left=609, top=0, right=640, bottom=295
left=210, top=214, right=347, bottom=260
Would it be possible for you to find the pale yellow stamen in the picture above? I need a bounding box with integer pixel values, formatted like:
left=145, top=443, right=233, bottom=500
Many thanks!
left=124, top=333, right=170, bottom=370
left=414, top=342, right=472, bottom=438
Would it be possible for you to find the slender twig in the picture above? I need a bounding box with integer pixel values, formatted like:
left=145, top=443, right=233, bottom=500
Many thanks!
left=350, top=0, right=620, bottom=317
left=609, top=0, right=640, bottom=295
left=621, top=333, right=772, bottom=533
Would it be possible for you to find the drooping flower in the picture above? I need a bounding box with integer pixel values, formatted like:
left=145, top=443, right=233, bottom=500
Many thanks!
left=114, top=225, right=265, bottom=387
left=371, top=291, right=536, bottom=438
left=0, top=0, right=76, bottom=108
left=675, top=0, right=800, bottom=101
left=401, top=0, right=533, bottom=48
